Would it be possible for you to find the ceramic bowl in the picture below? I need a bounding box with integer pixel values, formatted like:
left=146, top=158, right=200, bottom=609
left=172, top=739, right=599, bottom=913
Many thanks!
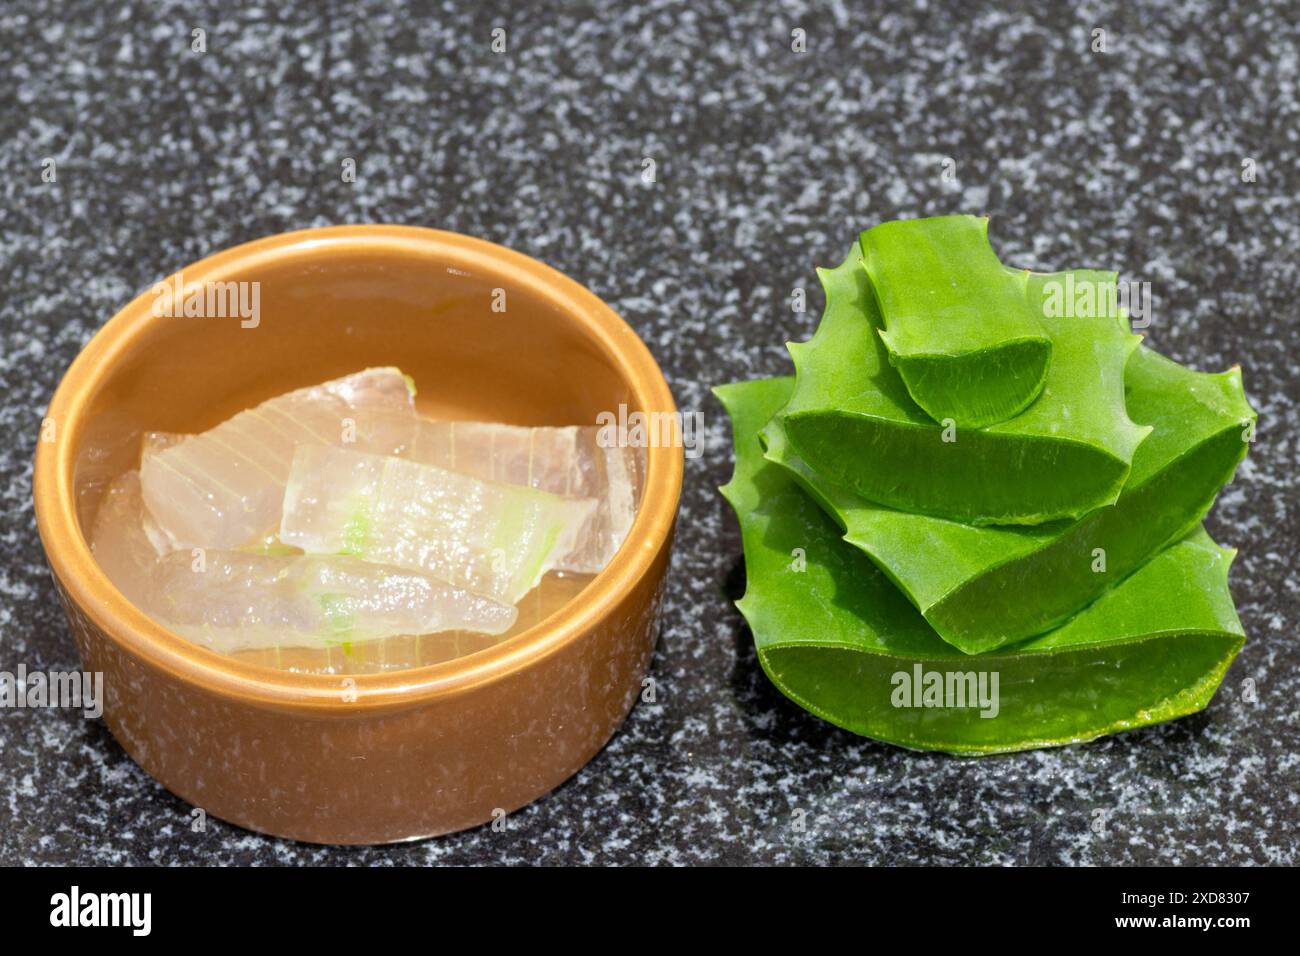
left=32, top=225, right=682, bottom=844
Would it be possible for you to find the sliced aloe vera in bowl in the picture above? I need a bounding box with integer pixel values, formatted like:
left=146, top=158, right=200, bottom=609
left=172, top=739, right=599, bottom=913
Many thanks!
left=783, top=246, right=1150, bottom=525
left=154, top=552, right=518, bottom=653
left=764, top=346, right=1254, bottom=654
left=384, top=418, right=645, bottom=574
left=861, top=215, right=1051, bottom=428
left=717, top=377, right=1246, bottom=755
left=279, top=445, right=597, bottom=605
left=140, top=367, right=419, bottom=550
left=91, top=471, right=517, bottom=653
left=146, top=417, right=644, bottom=573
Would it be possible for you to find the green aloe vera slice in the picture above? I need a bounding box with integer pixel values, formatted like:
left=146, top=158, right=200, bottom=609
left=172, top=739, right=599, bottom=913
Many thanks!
left=862, top=215, right=1051, bottom=428
left=717, top=376, right=1246, bottom=755
left=783, top=246, right=1150, bottom=525
left=764, top=346, right=1254, bottom=654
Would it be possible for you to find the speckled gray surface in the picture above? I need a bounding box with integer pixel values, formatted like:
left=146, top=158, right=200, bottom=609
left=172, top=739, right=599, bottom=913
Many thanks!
left=2, top=0, right=1297, bottom=865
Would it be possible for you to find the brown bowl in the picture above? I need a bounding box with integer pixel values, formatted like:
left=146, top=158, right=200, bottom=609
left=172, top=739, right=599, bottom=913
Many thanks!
left=32, top=225, right=682, bottom=844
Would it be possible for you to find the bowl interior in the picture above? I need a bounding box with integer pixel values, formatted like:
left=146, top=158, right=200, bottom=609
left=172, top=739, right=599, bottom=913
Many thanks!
left=60, top=229, right=661, bottom=681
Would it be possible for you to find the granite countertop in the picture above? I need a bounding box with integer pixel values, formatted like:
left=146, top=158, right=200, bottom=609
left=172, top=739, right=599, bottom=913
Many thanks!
left=1, top=0, right=1296, bottom=865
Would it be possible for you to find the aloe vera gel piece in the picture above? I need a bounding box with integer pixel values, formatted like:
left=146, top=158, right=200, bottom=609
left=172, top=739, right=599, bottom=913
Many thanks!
left=718, top=377, right=1246, bottom=754
left=390, top=418, right=646, bottom=574
left=154, top=552, right=518, bottom=653
left=862, top=216, right=1051, bottom=428
left=763, top=345, right=1254, bottom=653
left=279, top=444, right=597, bottom=605
left=92, top=365, right=643, bottom=669
left=90, top=470, right=517, bottom=652
left=783, top=246, right=1149, bottom=525
left=140, top=367, right=418, bottom=550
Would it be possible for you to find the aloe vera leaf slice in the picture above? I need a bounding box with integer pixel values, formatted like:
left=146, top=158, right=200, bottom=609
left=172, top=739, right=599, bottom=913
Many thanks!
left=717, top=377, right=1246, bottom=755
left=140, top=367, right=419, bottom=551
left=394, top=419, right=645, bottom=575
left=141, top=432, right=304, bottom=557
left=783, top=246, right=1150, bottom=525
left=279, top=445, right=597, bottom=605
left=861, top=215, right=1051, bottom=428
left=147, top=416, right=643, bottom=571
left=90, top=471, right=516, bottom=653
left=152, top=552, right=517, bottom=653
left=764, top=346, right=1254, bottom=653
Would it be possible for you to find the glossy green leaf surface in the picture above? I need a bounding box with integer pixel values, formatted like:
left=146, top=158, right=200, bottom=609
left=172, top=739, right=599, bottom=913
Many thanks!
left=783, top=246, right=1150, bottom=525
left=862, top=215, right=1051, bottom=428
left=717, top=376, right=1245, bottom=755
left=765, top=345, right=1254, bottom=653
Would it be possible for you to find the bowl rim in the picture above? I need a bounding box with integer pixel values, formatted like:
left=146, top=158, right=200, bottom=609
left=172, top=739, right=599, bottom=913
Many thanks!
left=32, top=224, right=683, bottom=712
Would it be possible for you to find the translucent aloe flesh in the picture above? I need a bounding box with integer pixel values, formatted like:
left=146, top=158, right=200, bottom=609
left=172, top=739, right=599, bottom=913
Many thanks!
left=764, top=346, right=1254, bottom=653
left=91, top=472, right=516, bottom=652
left=717, top=377, right=1246, bottom=754
left=862, top=216, right=1051, bottom=428
left=279, top=445, right=597, bottom=604
left=391, top=419, right=644, bottom=574
left=144, top=416, right=640, bottom=575
left=153, top=552, right=517, bottom=653
left=140, top=367, right=418, bottom=550
left=783, top=246, right=1150, bottom=525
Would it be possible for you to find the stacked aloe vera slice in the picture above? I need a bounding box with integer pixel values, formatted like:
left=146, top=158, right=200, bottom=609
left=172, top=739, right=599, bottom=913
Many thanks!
left=91, top=368, right=644, bottom=663
left=717, top=216, right=1255, bottom=753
